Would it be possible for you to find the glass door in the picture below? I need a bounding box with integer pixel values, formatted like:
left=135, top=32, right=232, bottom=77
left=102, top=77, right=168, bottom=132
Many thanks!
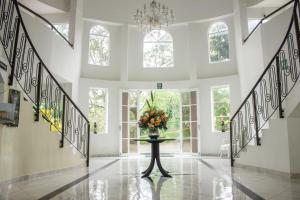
left=181, top=91, right=198, bottom=153
left=121, top=89, right=198, bottom=155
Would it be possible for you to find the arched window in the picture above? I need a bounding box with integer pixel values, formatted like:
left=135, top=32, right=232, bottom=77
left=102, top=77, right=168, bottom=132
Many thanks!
left=208, top=22, right=230, bottom=63
left=143, top=30, right=174, bottom=68
left=88, top=25, right=110, bottom=66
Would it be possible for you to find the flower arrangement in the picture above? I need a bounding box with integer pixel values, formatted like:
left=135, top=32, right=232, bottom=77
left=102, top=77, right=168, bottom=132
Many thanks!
left=138, top=92, right=169, bottom=134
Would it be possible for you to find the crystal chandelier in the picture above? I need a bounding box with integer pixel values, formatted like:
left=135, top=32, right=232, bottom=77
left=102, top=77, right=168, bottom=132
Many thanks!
left=133, top=0, right=175, bottom=32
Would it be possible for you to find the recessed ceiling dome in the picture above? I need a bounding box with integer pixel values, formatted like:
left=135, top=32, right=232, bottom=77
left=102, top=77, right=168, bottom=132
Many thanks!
left=83, top=0, right=234, bottom=25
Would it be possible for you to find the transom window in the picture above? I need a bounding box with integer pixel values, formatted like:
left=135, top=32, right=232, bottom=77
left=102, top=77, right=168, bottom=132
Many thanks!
left=211, top=85, right=230, bottom=132
left=143, top=30, right=174, bottom=68
left=88, top=25, right=110, bottom=66
left=208, top=22, right=230, bottom=63
left=88, top=88, right=108, bottom=134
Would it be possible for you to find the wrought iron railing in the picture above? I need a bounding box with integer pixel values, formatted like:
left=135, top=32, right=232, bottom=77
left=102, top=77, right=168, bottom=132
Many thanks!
left=16, top=2, right=73, bottom=47
left=230, top=0, right=300, bottom=166
left=0, top=0, right=90, bottom=166
left=244, top=0, right=294, bottom=43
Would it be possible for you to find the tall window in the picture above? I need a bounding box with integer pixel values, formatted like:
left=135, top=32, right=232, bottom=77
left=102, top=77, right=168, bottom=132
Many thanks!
left=143, top=30, right=174, bottom=68
left=208, top=22, right=230, bottom=63
left=88, top=25, right=110, bottom=66
left=211, top=86, right=230, bottom=132
left=89, top=88, right=107, bottom=134
left=54, top=23, right=69, bottom=39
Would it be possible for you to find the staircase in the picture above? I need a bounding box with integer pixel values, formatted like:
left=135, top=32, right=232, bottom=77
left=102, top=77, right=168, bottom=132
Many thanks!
left=0, top=0, right=90, bottom=166
left=230, top=0, right=300, bottom=166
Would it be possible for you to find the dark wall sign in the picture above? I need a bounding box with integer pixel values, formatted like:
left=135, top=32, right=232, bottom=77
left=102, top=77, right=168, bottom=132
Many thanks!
left=157, top=83, right=163, bottom=89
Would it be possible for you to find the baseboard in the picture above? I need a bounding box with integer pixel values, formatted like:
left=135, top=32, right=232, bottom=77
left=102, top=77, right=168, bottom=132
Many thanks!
left=0, top=163, right=86, bottom=186
left=290, top=173, right=300, bottom=178
left=91, top=154, right=120, bottom=157
left=234, top=163, right=299, bottom=179
left=201, top=153, right=222, bottom=157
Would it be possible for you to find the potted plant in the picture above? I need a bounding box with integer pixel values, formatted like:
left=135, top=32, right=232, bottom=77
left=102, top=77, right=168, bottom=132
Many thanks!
left=138, top=92, right=169, bottom=139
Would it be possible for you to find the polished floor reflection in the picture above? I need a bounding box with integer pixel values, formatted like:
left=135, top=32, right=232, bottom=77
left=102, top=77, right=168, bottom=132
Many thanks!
left=51, top=157, right=250, bottom=200
left=1, top=157, right=300, bottom=199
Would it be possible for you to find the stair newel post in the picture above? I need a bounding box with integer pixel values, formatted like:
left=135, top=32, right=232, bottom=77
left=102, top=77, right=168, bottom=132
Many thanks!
left=275, top=56, right=284, bottom=118
left=34, top=62, right=42, bottom=121
left=86, top=122, right=90, bottom=167
left=8, top=17, right=20, bottom=86
left=230, top=120, right=234, bottom=167
left=60, top=95, right=66, bottom=148
left=252, top=91, right=261, bottom=145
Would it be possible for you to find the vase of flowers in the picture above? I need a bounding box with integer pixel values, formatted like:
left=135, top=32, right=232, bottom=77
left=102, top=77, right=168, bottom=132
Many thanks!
left=138, top=92, right=168, bottom=139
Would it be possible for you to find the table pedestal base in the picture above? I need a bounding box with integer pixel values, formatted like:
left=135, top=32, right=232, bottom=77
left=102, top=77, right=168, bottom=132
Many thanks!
left=142, top=142, right=171, bottom=178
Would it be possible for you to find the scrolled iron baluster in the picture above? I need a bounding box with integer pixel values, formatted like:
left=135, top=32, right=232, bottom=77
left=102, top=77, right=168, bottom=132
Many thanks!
left=8, top=15, right=19, bottom=86
left=0, top=0, right=90, bottom=166
left=268, top=65, right=279, bottom=110
left=276, top=55, right=284, bottom=118
left=252, top=91, right=261, bottom=145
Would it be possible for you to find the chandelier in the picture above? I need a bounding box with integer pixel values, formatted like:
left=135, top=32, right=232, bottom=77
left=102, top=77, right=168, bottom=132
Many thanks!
left=133, top=0, right=175, bottom=32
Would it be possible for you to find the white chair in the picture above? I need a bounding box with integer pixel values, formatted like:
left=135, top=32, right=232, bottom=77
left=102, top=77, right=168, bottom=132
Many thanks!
left=219, top=139, right=230, bottom=158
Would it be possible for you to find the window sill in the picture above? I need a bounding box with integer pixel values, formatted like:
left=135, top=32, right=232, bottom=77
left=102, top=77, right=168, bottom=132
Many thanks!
left=88, top=63, right=110, bottom=67
left=209, top=59, right=230, bottom=64
left=212, top=131, right=229, bottom=134
left=92, top=133, right=108, bottom=135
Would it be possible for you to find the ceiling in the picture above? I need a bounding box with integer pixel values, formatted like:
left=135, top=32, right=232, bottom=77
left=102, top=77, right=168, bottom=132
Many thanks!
left=18, top=0, right=68, bottom=14
left=251, top=0, right=291, bottom=8
left=83, top=0, right=234, bottom=25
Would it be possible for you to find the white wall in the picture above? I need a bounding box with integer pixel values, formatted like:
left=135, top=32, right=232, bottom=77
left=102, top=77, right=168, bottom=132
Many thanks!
left=78, top=75, right=241, bottom=156
left=78, top=79, right=121, bottom=155
left=0, top=93, right=84, bottom=182
left=21, top=4, right=82, bottom=101
left=80, top=16, right=239, bottom=82
left=233, top=0, right=265, bottom=98
left=189, top=17, right=238, bottom=79
left=287, top=118, right=300, bottom=175
left=198, top=75, right=241, bottom=155
left=127, top=25, right=190, bottom=81
left=236, top=119, right=291, bottom=173
left=260, top=7, right=293, bottom=67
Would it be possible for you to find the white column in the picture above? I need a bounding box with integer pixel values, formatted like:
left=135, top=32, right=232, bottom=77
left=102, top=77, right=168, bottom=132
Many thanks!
left=187, top=23, right=198, bottom=81
left=120, top=25, right=129, bottom=82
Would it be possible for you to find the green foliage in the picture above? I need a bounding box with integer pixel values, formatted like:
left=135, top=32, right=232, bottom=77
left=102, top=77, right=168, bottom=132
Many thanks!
left=88, top=88, right=106, bottom=134
left=144, top=30, right=174, bottom=68
left=212, top=86, right=230, bottom=132
left=209, top=32, right=229, bottom=62
left=88, top=26, right=109, bottom=66
left=138, top=91, right=180, bottom=137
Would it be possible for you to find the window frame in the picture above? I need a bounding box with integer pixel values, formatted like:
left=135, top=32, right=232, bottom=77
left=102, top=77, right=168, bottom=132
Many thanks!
left=88, top=87, right=108, bottom=134
left=210, top=85, right=231, bottom=133
left=208, top=21, right=230, bottom=64
left=143, top=29, right=174, bottom=68
left=88, top=25, right=110, bottom=67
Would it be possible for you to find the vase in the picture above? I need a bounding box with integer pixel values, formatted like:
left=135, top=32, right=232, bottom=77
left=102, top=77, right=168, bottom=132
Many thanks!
left=148, top=129, right=159, bottom=140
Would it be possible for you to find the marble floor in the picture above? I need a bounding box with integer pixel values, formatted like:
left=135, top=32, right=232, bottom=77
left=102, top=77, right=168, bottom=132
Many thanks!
left=0, top=156, right=300, bottom=200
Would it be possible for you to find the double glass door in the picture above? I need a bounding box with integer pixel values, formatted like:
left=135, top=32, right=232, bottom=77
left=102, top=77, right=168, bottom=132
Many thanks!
left=121, top=90, right=198, bottom=155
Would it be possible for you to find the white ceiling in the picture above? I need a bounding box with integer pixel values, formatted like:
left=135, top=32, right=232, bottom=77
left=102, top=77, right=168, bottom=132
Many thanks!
left=83, top=0, right=234, bottom=25
left=18, top=0, right=66, bottom=14
left=251, top=0, right=291, bottom=8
